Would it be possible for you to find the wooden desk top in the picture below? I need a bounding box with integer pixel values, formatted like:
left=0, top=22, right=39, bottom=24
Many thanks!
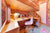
left=1, top=17, right=38, bottom=33
left=34, top=17, right=38, bottom=19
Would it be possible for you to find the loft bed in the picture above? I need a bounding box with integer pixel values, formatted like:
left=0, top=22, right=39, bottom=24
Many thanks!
left=1, top=0, right=41, bottom=33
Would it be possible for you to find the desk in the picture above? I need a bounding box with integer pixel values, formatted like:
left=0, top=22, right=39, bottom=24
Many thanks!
left=1, top=17, right=39, bottom=33
left=34, top=17, right=41, bottom=27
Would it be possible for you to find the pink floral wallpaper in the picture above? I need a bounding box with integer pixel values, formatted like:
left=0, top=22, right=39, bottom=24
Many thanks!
left=1, top=0, right=7, bottom=25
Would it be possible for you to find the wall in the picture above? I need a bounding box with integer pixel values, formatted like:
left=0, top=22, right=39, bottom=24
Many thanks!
left=2, top=0, right=7, bottom=25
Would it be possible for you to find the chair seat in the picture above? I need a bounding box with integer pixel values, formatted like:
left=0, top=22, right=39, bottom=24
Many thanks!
left=25, top=17, right=33, bottom=25
left=25, top=21, right=33, bottom=25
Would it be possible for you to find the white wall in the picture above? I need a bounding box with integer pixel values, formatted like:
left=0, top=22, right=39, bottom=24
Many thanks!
left=37, top=3, right=47, bottom=24
left=0, top=0, right=2, bottom=29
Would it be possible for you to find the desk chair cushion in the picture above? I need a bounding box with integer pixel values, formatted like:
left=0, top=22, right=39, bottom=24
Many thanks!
left=25, top=21, right=32, bottom=25
left=25, top=17, right=33, bottom=25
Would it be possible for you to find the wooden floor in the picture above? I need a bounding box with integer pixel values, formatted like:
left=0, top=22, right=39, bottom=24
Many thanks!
left=19, top=26, right=34, bottom=33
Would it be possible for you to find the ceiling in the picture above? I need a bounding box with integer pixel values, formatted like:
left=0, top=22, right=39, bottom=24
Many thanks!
left=4, top=0, right=39, bottom=12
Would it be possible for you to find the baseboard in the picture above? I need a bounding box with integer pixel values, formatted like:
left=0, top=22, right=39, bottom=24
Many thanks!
left=41, top=23, right=50, bottom=27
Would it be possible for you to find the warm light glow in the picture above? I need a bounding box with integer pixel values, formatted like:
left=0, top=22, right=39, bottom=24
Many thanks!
left=14, top=13, right=20, bottom=17
left=14, top=13, right=19, bottom=16
left=14, top=21, right=19, bottom=28
left=14, top=13, right=20, bottom=19
left=36, top=12, right=39, bottom=13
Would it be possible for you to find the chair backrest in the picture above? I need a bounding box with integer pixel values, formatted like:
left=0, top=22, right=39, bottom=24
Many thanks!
left=30, top=17, right=33, bottom=24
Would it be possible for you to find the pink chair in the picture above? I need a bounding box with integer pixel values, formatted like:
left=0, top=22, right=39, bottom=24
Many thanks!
left=25, top=17, right=33, bottom=25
